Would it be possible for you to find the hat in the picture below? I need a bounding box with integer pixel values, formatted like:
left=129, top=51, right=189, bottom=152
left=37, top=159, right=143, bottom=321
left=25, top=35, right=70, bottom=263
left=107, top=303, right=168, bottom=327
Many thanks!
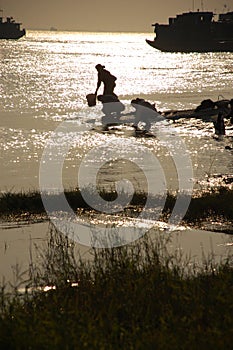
left=95, top=64, right=105, bottom=70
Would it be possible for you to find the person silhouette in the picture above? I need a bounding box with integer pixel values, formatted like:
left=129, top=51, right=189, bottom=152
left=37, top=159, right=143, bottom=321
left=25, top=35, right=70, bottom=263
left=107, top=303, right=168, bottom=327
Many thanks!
left=226, top=99, right=233, bottom=124
left=95, top=64, right=117, bottom=97
left=214, top=112, right=225, bottom=136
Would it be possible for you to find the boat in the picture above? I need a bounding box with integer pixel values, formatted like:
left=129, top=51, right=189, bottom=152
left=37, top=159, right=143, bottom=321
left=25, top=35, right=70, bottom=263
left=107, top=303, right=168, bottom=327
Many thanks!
left=146, top=11, right=233, bottom=52
left=0, top=15, right=26, bottom=39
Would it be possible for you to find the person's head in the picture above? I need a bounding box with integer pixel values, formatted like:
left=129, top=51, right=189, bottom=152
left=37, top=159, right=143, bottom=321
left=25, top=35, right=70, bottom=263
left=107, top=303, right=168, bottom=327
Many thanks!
left=95, top=64, right=105, bottom=72
left=230, top=99, right=233, bottom=108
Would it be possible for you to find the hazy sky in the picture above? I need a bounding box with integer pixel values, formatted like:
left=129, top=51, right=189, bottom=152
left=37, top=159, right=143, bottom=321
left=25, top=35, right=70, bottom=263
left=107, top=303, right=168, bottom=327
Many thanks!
left=1, top=0, right=233, bottom=32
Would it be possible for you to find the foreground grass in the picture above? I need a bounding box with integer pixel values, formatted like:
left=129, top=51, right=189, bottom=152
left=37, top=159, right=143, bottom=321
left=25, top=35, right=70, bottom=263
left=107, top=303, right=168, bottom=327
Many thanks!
left=0, top=227, right=233, bottom=349
left=0, top=187, right=233, bottom=226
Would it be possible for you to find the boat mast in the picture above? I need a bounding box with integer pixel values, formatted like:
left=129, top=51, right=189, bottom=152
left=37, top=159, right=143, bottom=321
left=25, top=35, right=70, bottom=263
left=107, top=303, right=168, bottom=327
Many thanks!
left=192, top=0, right=205, bottom=12
left=201, top=0, right=204, bottom=11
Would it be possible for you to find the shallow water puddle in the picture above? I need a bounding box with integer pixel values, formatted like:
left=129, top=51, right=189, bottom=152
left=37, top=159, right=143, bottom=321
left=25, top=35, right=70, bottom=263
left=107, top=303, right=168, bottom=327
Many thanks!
left=0, top=220, right=232, bottom=286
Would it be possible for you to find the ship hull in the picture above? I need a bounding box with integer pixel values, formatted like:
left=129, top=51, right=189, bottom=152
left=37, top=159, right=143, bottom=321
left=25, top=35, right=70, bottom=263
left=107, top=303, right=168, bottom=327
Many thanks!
left=0, top=29, right=25, bottom=40
left=146, top=38, right=233, bottom=53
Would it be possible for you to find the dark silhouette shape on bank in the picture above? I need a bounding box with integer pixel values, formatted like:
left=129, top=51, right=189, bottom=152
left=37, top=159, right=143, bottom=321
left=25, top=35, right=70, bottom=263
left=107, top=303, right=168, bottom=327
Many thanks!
left=195, top=99, right=215, bottom=112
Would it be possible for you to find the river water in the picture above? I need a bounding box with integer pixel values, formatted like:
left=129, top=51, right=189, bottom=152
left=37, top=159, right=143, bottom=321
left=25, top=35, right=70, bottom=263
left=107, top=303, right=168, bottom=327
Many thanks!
left=0, top=31, right=233, bottom=275
left=0, top=30, right=233, bottom=192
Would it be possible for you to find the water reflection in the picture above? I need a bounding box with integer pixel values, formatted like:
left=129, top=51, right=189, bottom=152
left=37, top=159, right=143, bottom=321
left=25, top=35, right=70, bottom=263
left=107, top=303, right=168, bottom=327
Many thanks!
left=1, top=31, right=233, bottom=192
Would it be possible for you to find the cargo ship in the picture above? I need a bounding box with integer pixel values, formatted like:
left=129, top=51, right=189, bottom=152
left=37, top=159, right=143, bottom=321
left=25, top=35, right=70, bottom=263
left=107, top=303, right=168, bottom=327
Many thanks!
left=146, top=11, right=233, bottom=52
left=0, top=15, right=26, bottom=39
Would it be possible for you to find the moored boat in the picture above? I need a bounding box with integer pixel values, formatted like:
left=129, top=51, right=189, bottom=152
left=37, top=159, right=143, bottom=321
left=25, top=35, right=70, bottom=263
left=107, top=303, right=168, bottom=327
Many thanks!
left=0, top=14, right=26, bottom=39
left=146, top=11, right=233, bottom=52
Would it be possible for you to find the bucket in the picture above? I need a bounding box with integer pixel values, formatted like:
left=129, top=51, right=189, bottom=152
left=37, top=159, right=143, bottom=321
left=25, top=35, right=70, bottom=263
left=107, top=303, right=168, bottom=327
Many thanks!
left=86, top=93, right=96, bottom=107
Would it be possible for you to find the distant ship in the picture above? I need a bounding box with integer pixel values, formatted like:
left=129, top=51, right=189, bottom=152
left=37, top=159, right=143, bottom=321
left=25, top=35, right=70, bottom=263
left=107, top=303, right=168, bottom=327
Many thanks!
left=146, top=11, right=233, bottom=52
left=0, top=15, right=26, bottom=39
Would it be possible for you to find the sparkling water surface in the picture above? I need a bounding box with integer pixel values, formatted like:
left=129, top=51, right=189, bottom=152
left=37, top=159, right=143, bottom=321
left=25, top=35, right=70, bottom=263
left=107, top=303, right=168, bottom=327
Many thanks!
left=0, top=30, right=233, bottom=191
